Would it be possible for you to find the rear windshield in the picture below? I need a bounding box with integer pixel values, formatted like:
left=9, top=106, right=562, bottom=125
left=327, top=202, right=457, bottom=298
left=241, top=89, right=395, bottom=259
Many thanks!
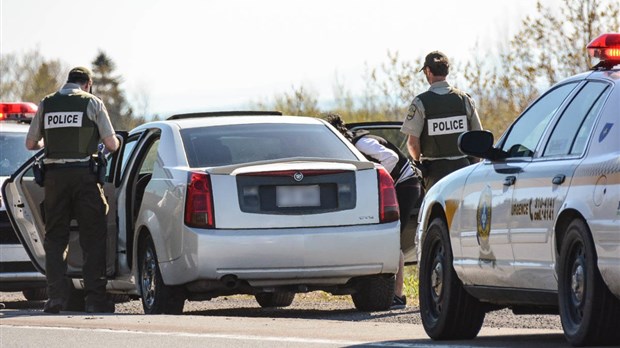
left=180, top=123, right=358, bottom=167
left=0, top=132, right=36, bottom=176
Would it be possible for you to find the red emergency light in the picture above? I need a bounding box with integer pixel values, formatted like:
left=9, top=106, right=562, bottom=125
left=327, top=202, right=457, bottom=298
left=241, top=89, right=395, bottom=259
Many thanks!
left=0, top=102, right=37, bottom=121
left=587, top=33, right=620, bottom=69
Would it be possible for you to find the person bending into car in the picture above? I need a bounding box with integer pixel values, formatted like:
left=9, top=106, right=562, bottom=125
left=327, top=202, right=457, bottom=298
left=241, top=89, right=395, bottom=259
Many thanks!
left=401, top=51, right=483, bottom=190
left=326, top=114, right=422, bottom=310
left=25, top=67, right=120, bottom=314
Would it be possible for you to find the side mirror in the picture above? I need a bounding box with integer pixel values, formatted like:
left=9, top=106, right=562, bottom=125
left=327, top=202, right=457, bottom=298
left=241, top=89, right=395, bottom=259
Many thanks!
left=458, top=131, right=507, bottom=160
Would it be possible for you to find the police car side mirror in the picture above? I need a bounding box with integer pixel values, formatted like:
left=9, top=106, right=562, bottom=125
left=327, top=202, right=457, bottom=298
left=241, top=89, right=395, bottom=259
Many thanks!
left=458, top=131, right=507, bottom=161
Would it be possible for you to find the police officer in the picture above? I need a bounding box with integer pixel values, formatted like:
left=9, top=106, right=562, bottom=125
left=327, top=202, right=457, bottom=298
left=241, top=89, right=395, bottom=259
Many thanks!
left=401, top=51, right=483, bottom=190
left=326, top=114, right=422, bottom=309
left=25, top=67, right=119, bottom=313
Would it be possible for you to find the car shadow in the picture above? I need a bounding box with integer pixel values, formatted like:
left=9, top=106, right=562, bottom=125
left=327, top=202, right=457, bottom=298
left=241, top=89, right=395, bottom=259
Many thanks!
left=185, top=305, right=418, bottom=322
left=344, top=333, right=568, bottom=348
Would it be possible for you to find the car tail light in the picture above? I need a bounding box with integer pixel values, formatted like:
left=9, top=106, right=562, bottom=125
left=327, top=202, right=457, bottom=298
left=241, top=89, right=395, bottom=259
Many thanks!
left=377, top=167, right=399, bottom=223
left=0, top=102, right=37, bottom=121
left=185, top=171, right=215, bottom=228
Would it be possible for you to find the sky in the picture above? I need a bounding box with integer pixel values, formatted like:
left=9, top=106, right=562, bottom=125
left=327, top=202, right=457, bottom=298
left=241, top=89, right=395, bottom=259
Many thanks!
left=1, top=0, right=561, bottom=118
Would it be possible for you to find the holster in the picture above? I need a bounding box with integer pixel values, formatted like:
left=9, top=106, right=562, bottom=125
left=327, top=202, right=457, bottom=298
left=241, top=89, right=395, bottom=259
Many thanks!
left=89, top=152, right=108, bottom=185
left=33, top=160, right=45, bottom=187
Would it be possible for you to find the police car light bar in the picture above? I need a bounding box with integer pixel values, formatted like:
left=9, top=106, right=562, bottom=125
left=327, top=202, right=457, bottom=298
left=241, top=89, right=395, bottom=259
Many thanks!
left=587, top=33, right=620, bottom=69
left=0, top=102, right=37, bottom=121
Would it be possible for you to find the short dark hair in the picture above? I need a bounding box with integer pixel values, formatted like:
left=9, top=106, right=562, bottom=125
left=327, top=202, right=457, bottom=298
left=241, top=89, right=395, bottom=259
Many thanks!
left=421, top=51, right=450, bottom=76
left=67, top=66, right=93, bottom=85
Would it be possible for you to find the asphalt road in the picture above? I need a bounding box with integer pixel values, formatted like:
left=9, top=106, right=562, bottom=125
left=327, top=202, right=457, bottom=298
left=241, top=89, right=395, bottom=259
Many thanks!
left=0, top=292, right=568, bottom=348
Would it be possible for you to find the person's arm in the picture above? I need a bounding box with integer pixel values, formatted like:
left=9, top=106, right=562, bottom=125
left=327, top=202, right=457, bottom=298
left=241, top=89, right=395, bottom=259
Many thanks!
left=355, top=137, right=398, bottom=172
left=90, top=98, right=119, bottom=152
left=25, top=101, right=44, bottom=150
left=102, top=134, right=120, bottom=152
left=407, top=135, right=421, bottom=162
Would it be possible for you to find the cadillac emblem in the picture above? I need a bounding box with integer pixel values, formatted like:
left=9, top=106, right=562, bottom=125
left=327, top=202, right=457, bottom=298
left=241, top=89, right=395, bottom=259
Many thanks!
left=293, top=172, right=304, bottom=182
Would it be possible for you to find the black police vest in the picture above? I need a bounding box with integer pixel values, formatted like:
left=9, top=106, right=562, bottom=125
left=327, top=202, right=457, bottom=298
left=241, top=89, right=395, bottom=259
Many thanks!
left=350, top=130, right=410, bottom=182
left=417, top=89, right=469, bottom=158
left=42, top=91, right=99, bottom=159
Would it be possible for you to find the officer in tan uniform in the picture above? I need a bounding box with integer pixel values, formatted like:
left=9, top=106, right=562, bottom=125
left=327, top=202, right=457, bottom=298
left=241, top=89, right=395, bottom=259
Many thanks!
left=25, top=67, right=119, bottom=313
left=401, top=51, right=482, bottom=190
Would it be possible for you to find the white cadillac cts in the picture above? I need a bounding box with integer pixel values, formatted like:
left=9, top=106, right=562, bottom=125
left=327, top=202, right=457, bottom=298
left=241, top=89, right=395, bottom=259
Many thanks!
left=2, top=112, right=401, bottom=314
left=416, top=33, right=620, bottom=346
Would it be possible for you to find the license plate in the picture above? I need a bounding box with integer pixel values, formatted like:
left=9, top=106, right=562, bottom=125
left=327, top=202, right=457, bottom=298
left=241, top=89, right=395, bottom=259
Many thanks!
left=276, top=185, right=320, bottom=207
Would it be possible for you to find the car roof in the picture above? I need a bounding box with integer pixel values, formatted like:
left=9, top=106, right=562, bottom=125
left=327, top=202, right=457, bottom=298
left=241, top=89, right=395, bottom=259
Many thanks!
left=0, top=121, right=30, bottom=133
left=134, top=115, right=326, bottom=132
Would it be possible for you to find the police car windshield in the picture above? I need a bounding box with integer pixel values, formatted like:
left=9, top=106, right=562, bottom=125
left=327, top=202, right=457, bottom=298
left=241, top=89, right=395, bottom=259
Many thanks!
left=0, top=133, right=36, bottom=176
left=181, top=123, right=358, bottom=168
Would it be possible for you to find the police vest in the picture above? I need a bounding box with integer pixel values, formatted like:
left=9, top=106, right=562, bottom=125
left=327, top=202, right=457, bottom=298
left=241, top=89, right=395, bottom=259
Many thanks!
left=417, top=89, right=469, bottom=158
left=351, top=130, right=410, bottom=183
left=42, top=91, right=99, bottom=159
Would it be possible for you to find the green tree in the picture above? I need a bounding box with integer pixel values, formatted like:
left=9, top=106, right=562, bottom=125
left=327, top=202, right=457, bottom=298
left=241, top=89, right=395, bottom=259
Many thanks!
left=91, top=51, right=138, bottom=130
left=0, top=48, right=65, bottom=103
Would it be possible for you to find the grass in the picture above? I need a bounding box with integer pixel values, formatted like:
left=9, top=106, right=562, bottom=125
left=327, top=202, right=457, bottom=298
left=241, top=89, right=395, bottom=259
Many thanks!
left=402, top=264, right=420, bottom=306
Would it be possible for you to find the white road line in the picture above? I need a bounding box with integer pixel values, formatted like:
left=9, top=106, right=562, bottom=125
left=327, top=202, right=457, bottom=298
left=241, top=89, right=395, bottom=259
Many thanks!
left=2, top=325, right=485, bottom=348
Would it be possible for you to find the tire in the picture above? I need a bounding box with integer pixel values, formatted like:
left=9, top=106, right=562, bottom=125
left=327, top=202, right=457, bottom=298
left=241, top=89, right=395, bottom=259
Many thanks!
left=351, top=275, right=395, bottom=311
left=419, top=217, right=485, bottom=340
left=558, top=219, right=620, bottom=346
left=22, top=288, right=47, bottom=301
left=138, top=234, right=186, bottom=314
left=255, top=292, right=295, bottom=308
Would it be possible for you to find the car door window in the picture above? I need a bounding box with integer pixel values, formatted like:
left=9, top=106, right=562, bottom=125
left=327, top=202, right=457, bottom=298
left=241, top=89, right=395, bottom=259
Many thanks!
left=119, top=134, right=141, bottom=178
left=500, top=82, right=578, bottom=158
left=543, top=82, right=609, bottom=157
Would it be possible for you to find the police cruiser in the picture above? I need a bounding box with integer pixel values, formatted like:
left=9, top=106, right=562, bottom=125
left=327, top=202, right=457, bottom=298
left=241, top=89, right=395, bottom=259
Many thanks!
left=0, top=102, right=46, bottom=300
left=415, top=33, right=620, bottom=346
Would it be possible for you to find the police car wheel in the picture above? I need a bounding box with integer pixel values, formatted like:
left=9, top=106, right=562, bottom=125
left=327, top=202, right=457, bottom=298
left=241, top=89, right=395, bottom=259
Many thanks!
left=255, top=292, right=296, bottom=308
left=351, top=275, right=395, bottom=311
left=138, top=233, right=186, bottom=315
left=419, top=217, right=485, bottom=340
left=558, top=219, right=620, bottom=346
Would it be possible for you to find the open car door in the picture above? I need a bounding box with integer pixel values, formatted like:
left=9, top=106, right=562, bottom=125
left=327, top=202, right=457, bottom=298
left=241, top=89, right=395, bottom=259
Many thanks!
left=347, top=121, right=423, bottom=264
left=1, top=132, right=128, bottom=278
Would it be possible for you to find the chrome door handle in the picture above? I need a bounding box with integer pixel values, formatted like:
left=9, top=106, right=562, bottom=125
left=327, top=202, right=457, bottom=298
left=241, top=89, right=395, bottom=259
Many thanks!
left=504, top=175, right=516, bottom=186
left=552, top=174, right=566, bottom=185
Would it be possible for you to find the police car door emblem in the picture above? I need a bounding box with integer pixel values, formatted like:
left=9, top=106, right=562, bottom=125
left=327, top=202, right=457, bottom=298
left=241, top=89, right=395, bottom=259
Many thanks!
left=293, top=172, right=304, bottom=182
left=476, top=186, right=496, bottom=263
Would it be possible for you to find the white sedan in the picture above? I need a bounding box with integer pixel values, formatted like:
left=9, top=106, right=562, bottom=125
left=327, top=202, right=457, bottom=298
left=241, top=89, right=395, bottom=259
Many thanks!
left=2, top=112, right=401, bottom=314
left=415, top=33, right=620, bottom=346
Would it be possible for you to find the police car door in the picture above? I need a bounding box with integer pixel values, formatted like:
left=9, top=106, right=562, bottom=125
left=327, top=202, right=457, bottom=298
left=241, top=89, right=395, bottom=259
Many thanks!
left=1, top=133, right=128, bottom=278
left=510, top=81, right=610, bottom=290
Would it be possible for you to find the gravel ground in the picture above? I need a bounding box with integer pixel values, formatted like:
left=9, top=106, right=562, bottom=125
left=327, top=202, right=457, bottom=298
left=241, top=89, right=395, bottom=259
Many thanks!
left=0, top=291, right=562, bottom=331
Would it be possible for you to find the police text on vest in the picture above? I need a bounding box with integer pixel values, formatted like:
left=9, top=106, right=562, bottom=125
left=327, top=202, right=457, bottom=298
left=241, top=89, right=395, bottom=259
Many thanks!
left=44, top=112, right=84, bottom=129
left=427, top=115, right=467, bottom=135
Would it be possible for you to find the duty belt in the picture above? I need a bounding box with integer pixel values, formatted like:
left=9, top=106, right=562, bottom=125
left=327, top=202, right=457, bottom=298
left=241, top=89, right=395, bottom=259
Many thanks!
left=45, top=161, right=90, bottom=169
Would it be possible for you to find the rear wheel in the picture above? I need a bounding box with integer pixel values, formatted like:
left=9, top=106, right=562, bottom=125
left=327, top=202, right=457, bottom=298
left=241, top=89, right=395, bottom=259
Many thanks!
left=419, top=217, right=485, bottom=339
left=351, top=275, right=394, bottom=311
left=138, top=234, right=186, bottom=314
left=558, top=219, right=620, bottom=346
left=22, top=288, right=47, bottom=301
left=255, top=292, right=295, bottom=308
